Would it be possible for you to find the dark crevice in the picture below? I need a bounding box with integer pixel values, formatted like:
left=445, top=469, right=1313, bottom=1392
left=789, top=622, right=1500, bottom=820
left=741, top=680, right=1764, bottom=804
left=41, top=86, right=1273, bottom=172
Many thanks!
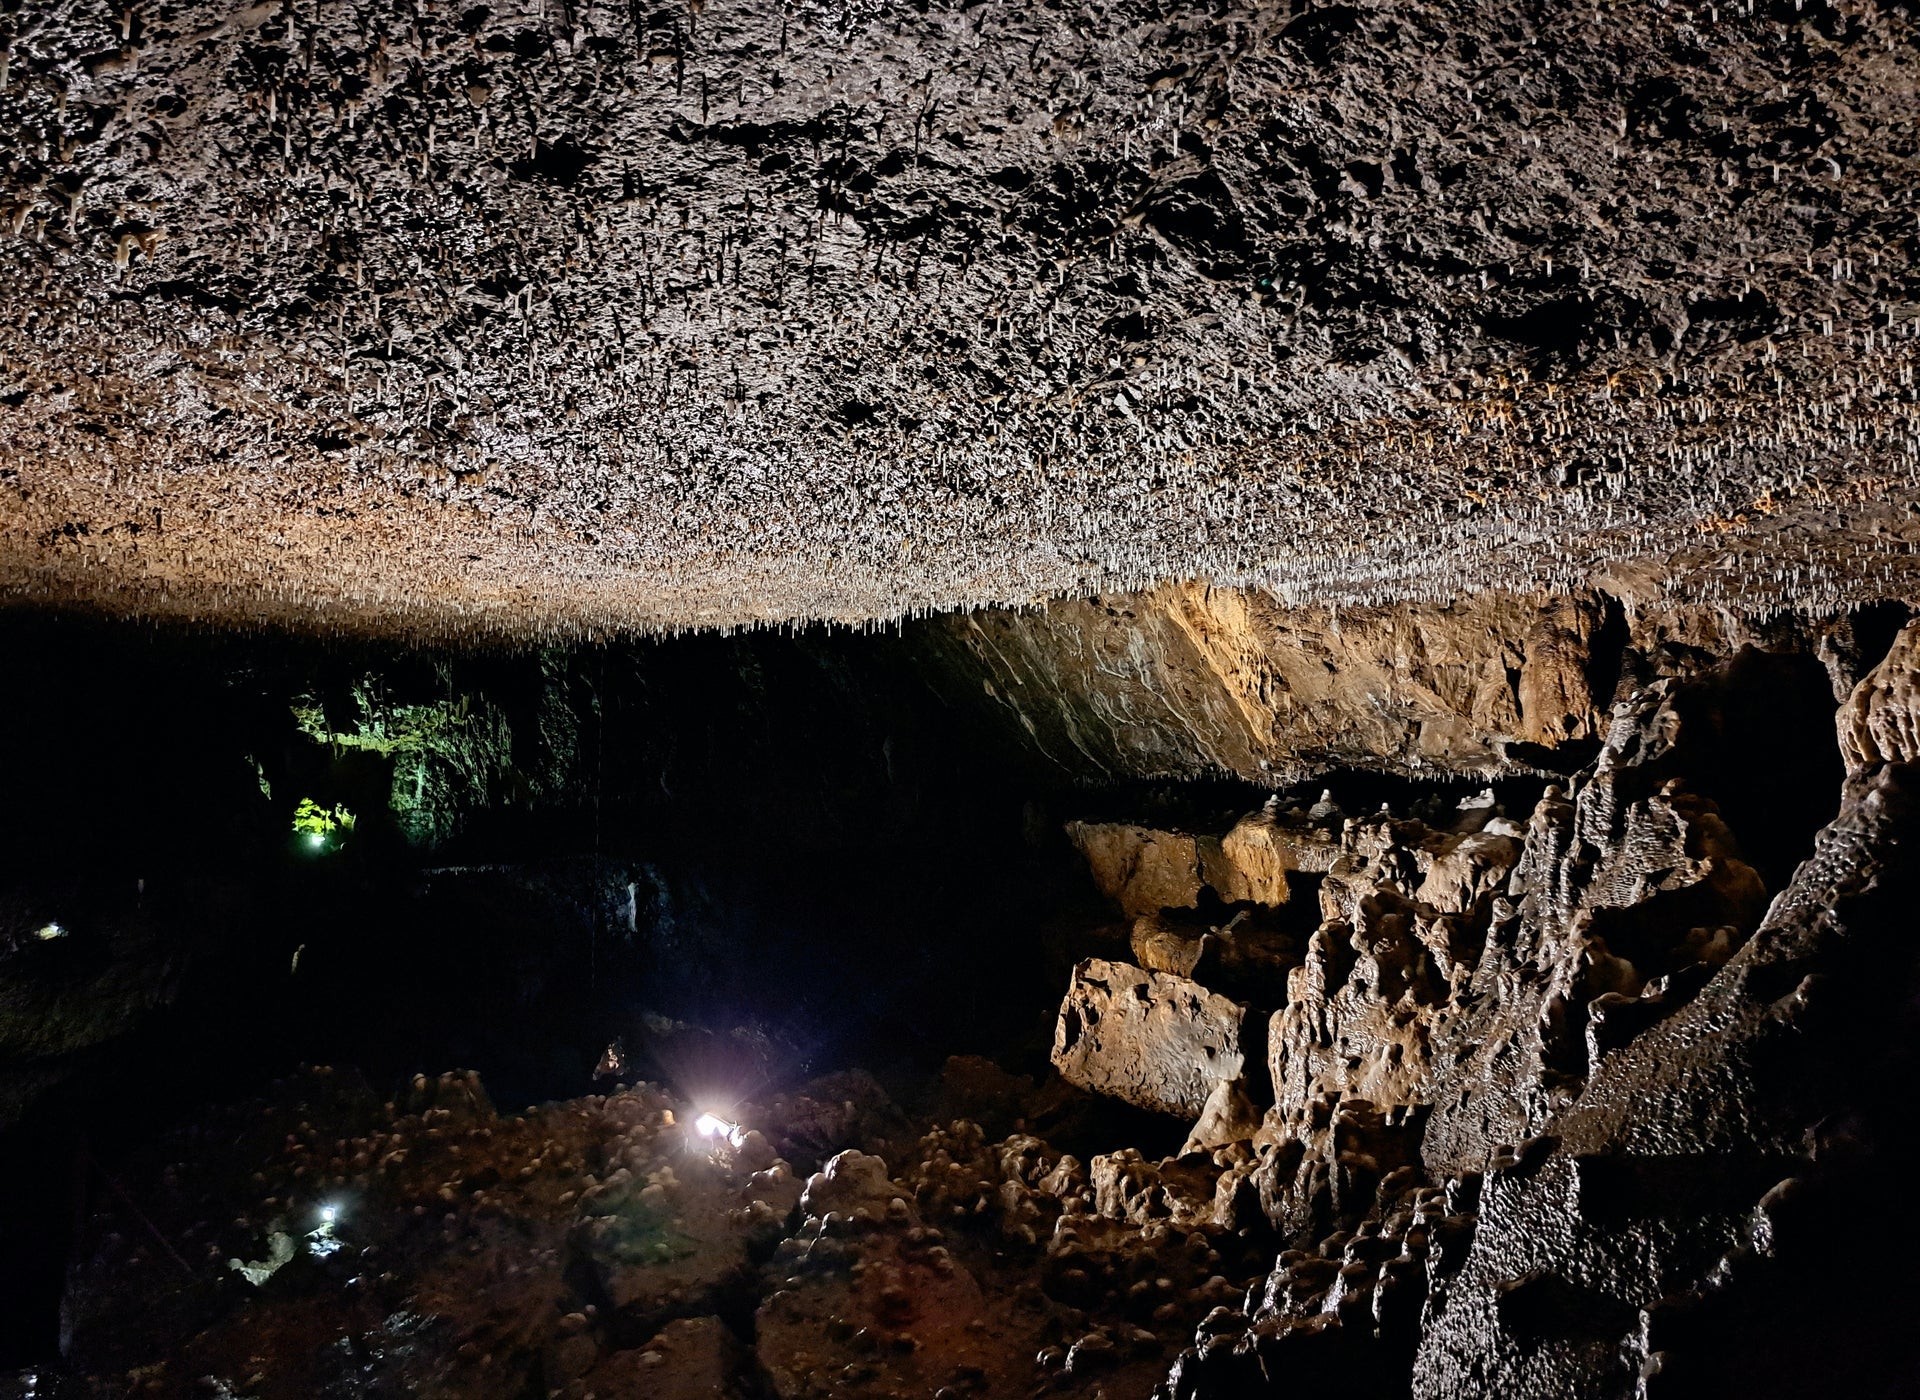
left=1666, top=648, right=1845, bottom=893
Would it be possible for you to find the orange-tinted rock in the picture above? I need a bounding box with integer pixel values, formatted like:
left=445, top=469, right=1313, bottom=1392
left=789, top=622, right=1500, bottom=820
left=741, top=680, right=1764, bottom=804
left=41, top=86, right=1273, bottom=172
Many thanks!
left=1051, top=959, right=1259, bottom=1118
left=1066, top=824, right=1205, bottom=918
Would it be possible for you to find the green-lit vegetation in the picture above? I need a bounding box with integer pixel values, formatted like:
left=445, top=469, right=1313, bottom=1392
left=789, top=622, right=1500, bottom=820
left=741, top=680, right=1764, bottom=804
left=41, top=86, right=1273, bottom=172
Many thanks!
left=292, top=799, right=356, bottom=850
left=291, top=674, right=516, bottom=847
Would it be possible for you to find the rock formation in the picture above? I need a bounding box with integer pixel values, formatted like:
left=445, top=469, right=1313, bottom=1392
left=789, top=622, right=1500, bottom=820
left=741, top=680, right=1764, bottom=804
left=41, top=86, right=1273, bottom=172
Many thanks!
left=7, top=0, right=1920, bottom=1366
left=1052, top=957, right=1260, bottom=1118
left=1027, top=619, right=1920, bottom=1397
left=5, top=0, right=1920, bottom=634
left=12, top=607, right=1919, bottom=1398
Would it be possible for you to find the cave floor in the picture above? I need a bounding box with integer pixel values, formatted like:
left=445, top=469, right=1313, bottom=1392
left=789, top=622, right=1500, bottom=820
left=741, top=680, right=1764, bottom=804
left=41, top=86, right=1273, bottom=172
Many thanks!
left=34, top=1059, right=1289, bottom=1400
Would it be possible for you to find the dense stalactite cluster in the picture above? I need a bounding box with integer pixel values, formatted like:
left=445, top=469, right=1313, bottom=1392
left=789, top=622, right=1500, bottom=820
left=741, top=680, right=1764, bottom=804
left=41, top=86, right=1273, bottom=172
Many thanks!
left=3, top=0, right=1919, bottom=634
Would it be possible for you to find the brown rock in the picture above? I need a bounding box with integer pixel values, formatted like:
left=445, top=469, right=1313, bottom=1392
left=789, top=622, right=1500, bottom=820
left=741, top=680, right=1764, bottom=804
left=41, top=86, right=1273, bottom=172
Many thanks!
left=1182, top=1078, right=1266, bottom=1155
left=1051, top=959, right=1260, bottom=1117
left=756, top=1216, right=988, bottom=1399
left=1089, top=1148, right=1221, bottom=1228
left=1840, top=621, right=1920, bottom=770
left=1130, top=912, right=1208, bottom=978
left=1067, top=823, right=1205, bottom=917
left=933, top=587, right=1611, bottom=785
left=1211, top=806, right=1346, bottom=905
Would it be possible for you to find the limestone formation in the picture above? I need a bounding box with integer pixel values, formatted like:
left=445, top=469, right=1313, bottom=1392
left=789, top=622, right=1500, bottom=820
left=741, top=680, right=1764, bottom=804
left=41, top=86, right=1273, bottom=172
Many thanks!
left=1052, top=958, right=1259, bottom=1119
left=1839, top=620, right=1920, bottom=770
left=30, top=616, right=1920, bottom=1400
left=924, top=586, right=1615, bottom=782
left=1067, top=824, right=1207, bottom=919
left=1021, top=622, right=1909, bottom=1397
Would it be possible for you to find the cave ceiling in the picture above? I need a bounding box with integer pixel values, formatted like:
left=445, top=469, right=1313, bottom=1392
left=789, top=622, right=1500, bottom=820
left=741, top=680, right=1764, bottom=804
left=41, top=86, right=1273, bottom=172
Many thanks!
left=2, top=0, right=1918, bottom=635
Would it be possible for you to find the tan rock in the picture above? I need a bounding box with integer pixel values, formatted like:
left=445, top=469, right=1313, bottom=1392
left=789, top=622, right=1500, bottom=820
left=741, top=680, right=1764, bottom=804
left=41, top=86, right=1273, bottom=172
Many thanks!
left=1180, top=1078, right=1266, bottom=1155
left=1066, top=823, right=1204, bottom=917
left=1840, top=621, right=1920, bottom=769
left=1090, top=1148, right=1222, bottom=1228
left=1129, top=910, right=1301, bottom=1006
left=1051, top=958, right=1258, bottom=1117
left=1413, top=829, right=1524, bottom=917
left=931, top=586, right=1610, bottom=783
left=1211, top=808, right=1343, bottom=904
left=1129, top=912, right=1207, bottom=977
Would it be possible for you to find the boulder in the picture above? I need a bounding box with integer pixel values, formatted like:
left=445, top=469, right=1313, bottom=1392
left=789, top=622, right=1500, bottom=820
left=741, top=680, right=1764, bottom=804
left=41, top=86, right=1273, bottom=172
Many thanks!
left=1066, top=823, right=1205, bottom=917
left=1211, top=808, right=1345, bottom=905
left=1051, top=958, right=1260, bottom=1117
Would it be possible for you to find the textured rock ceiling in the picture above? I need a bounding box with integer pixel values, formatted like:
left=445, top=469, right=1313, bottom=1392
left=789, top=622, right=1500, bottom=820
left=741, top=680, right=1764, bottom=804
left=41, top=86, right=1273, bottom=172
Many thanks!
left=3, top=0, right=1919, bottom=635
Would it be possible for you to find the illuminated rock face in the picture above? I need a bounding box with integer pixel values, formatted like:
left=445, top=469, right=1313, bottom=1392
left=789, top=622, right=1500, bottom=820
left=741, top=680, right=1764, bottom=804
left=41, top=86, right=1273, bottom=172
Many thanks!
left=1041, top=628, right=1920, bottom=1398
left=925, top=583, right=1615, bottom=781
left=1051, top=956, right=1259, bottom=1117
left=5, top=0, right=1920, bottom=635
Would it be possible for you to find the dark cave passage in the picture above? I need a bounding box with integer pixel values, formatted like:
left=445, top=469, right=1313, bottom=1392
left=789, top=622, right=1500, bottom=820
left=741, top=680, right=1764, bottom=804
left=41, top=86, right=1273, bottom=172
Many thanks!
left=8, top=0, right=1920, bottom=1390
left=4, top=601, right=1920, bottom=1400
left=0, top=612, right=1101, bottom=1369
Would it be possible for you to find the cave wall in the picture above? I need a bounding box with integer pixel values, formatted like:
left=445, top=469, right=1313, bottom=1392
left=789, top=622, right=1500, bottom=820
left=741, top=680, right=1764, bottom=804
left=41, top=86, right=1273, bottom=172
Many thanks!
left=5, top=588, right=1918, bottom=1390
left=913, top=580, right=1913, bottom=787
left=915, top=583, right=1611, bottom=783
left=0, top=607, right=1087, bottom=1127
left=1021, top=611, right=1919, bottom=1398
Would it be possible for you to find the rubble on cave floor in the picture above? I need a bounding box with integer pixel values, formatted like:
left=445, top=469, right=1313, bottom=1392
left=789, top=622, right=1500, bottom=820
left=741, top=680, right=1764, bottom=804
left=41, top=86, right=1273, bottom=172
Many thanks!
left=42, top=1059, right=1283, bottom=1400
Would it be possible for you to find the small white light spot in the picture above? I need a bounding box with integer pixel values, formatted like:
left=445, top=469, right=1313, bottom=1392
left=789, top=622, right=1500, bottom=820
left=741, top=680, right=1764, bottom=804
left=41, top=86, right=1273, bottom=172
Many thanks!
left=34, top=923, right=66, bottom=941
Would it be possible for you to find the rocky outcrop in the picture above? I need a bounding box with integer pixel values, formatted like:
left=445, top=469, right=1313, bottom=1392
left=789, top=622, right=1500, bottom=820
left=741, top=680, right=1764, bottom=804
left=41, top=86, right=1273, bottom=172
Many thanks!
left=1052, top=959, right=1261, bottom=1119
left=1037, top=627, right=1911, bottom=1397
left=1838, top=620, right=1920, bottom=770
left=927, top=585, right=1613, bottom=783
left=1094, top=804, right=1341, bottom=918
left=1409, top=637, right=1920, bottom=1398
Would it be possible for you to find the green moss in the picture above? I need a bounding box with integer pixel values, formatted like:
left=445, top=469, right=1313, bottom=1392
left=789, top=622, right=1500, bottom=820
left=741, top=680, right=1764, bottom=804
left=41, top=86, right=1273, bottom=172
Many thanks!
left=292, top=798, right=355, bottom=839
left=292, top=672, right=516, bottom=848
